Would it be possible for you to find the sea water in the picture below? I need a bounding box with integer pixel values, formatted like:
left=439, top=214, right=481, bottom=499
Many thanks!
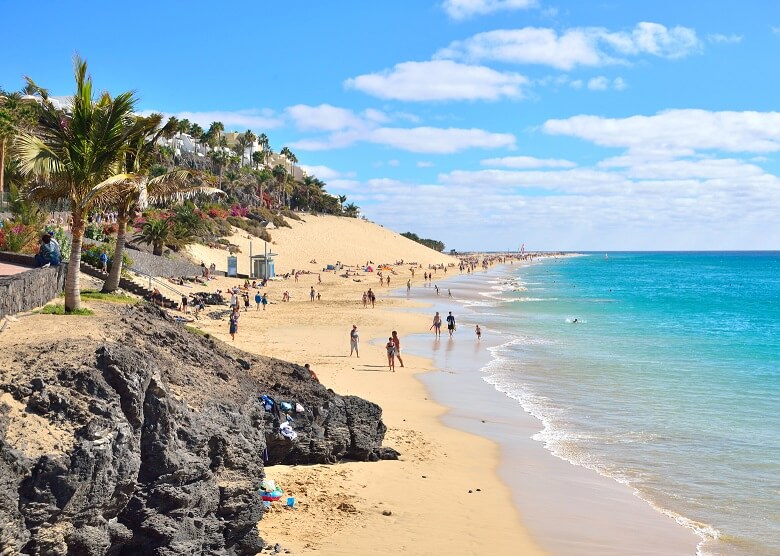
left=463, top=253, right=779, bottom=556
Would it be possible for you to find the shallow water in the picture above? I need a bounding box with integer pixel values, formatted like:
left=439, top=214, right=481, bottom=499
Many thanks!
left=444, top=253, right=780, bottom=556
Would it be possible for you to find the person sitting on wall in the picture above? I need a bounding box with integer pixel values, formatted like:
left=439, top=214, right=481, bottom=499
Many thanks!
left=34, top=234, right=61, bottom=267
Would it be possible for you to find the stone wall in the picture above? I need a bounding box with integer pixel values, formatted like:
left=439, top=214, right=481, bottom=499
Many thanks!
left=122, top=248, right=201, bottom=279
left=0, top=252, right=68, bottom=319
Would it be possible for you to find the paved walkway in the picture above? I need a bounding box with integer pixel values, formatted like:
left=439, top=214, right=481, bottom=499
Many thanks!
left=0, top=261, right=33, bottom=277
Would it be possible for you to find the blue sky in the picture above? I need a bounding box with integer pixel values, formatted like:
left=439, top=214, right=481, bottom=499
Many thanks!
left=3, top=0, right=780, bottom=251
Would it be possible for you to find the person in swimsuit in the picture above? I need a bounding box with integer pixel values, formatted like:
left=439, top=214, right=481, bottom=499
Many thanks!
left=431, top=312, right=442, bottom=338
left=392, top=331, right=404, bottom=368
left=350, top=325, right=360, bottom=357
left=386, top=337, right=396, bottom=372
left=475, top=325, right=482, bottom=340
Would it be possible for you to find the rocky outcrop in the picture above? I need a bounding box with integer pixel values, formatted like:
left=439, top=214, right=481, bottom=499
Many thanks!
left=0, top=303, right=397, bottom=555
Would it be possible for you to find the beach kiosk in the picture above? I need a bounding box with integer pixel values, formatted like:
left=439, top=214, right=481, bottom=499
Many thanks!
left=251, top=253, right=277, bottom=280
left=248, top=240, right=278, bottom=280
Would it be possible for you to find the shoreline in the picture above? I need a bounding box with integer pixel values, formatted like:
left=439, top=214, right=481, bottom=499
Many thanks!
left=401, top=264, right=700, bottom=555
left=187, top=260, right=547, bottom=554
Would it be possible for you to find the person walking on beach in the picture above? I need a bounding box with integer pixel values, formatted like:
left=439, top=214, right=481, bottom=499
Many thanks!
left=392, top=331, right=404, bottom=368
left=386, top=275, right=390, bottom=287
left=386, top=337, right=396, bottom=372
left=407, top=279, right=411, bottom=293
left=368, top=288, right=376, bottom=308
left=261, top=293, right=268, bottom=310
left=446, top=311, right=456, bottom=337
left=431, top=311, right=442, bottom=338
left=255, top=291, right=262, bottom=311
left=243, top=292, right=250, bottom=312
left=362, top=291, right=368, bottom=308
left=229, top=306, right=240, bottom=341
left=475, top=325, right=482, bottom=340
left=350, top=325, right=360, bottom=357
left=181, top=295, right=189, bottom=315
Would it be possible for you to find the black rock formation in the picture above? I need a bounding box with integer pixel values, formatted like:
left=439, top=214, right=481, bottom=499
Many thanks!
left=0, top=303, right=398, bottom=555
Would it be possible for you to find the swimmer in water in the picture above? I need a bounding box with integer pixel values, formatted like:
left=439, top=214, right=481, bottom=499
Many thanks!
left=572, top=318, right=578, bottom=323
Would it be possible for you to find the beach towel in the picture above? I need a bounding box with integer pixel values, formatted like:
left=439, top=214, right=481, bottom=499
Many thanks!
left=279, top=422, right=297, bottom=441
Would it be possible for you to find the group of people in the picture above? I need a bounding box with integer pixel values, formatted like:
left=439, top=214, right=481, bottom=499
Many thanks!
left=348, top=325, right=404, bottom=372
left=361, top=289, right=376, bottom=308
left=430, top=311, right=457, bottom=338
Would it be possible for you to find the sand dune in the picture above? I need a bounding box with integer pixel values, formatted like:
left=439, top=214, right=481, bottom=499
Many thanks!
left=187, top=214, right=457, bottom=277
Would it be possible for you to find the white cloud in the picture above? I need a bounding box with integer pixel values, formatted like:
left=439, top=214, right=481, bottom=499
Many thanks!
left=387, top=159, right=401, bottom=167
left=613, top=77, right=628, bottom=90
left=417, top=161, right=435, bottom=168
left=435, top=22, right=702, bottom=70
left=367, top=127, right=516, bottom=154
left=569, top=79, right=583, bottom=89
left=298, top=164, right=343, bottom=180
left=587, top=76, right=609, bottom=90
left=543, top=110, right=780, bottom=154
left=138, top=108, right=282, bottom=131
left=481, top=155, right=576, bottom=168
left=707, top=33, right=742, bottom=44
left=442, top=0, right=538, bottom=20
left=345, top=60, right=528, bottom=101
left=286, top=104, right=373, bottom=132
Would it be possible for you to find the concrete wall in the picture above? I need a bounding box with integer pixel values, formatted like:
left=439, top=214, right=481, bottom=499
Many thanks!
left=0, top=252, right=68, bottom=319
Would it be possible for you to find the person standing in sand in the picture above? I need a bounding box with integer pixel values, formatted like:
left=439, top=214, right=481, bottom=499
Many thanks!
left=431, top=312, right=442, bottom=338
left=475, top=325, right=482, bottom=340
left=385, top=337, right=396, bottom=372
left=310, top=286, right=316, bottom=302
left=407, top=279, right=411, bottom=293
left=229, top=306, right=240, bottom=341
left=255, top=291, right=262, bottom=311
left=368, top=288, right=375, bottom=308
left=392, top=331, right=404, bottom=368
left=350, top=325, right=360, bottom=357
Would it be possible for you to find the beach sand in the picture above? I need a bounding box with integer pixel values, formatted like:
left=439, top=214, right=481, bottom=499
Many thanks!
left=179, top=215, right=696, bottom=555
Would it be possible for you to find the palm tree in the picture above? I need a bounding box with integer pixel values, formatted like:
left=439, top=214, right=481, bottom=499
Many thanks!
left=251, top=150, right=263, bottom=170
left=243, top=129, right=256, bottom=168
left=280, top=147, right=298, bottom=180
left=208, top=121, right=224, bottom=149
left=14, top=56, right=137, bottom=312
left=102, top=114, right=222, bottom=292
left=135, top=216, right=171, bottom=256
left=234, top=133, right=251, bottom=167
left=343, top=202, right=360, bottom=218
left=258, top=133, right=270, bottom=165
left=271, top=164, right=287, bottom=208
left=0, top=90, right=39, bottom=210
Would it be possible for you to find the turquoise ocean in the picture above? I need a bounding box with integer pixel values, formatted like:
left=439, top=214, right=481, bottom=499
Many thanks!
left=456, top=252, right=779, bottom=556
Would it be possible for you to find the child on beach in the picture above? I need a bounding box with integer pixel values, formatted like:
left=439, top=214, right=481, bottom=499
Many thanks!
left=475, top=325, right=482, bottom=340
left=386, top=337, right=396, bottom=372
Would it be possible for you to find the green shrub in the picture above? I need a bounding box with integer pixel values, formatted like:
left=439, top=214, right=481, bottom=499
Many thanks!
left=38, top=304, right=93, bottom=316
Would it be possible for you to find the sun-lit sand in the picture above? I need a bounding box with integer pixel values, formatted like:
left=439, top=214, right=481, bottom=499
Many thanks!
left=182, top=214, right=548, bottom=554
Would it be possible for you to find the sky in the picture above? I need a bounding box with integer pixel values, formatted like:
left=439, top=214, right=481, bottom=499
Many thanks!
left=3, top=0, right=780, bottom=251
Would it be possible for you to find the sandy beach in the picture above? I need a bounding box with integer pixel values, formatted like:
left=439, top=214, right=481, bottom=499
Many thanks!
left=180, top=215, right=547, bottom=554
left=178, top=215, right=698, bottom=555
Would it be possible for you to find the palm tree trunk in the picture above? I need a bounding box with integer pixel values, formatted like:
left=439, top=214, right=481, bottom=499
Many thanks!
left=65, top=213, right=85, bottom=312
left=102, top=207, right=129, bottom=292
left=0, top=138, right=5, bottom=210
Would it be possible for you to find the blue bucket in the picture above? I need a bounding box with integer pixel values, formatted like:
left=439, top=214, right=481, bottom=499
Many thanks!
left=286, top=497, right=295, bottom=507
